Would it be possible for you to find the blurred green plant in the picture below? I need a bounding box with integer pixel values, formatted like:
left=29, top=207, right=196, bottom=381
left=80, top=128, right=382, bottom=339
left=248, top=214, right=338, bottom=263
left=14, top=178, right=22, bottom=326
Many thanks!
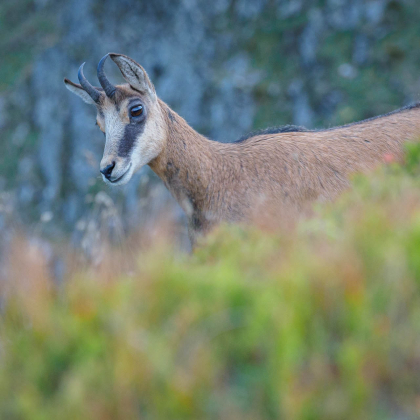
left=2, top=144, right=420, bottom=419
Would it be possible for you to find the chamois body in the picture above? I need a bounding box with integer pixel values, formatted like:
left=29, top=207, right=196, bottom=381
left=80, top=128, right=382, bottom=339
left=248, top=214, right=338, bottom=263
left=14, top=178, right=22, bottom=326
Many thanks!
left=64, top=53, right=420, bottom=245
left=151, top=101, right=420, bottom=242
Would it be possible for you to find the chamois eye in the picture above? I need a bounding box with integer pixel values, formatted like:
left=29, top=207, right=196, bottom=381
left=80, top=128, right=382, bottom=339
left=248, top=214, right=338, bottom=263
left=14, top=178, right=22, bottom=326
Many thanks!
left=130, top=105, right=143, bottom=117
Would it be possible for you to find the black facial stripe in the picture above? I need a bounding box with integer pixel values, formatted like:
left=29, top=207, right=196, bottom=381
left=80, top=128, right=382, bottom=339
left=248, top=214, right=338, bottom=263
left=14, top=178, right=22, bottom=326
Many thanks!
left=118, top=121, right=145, bottom=157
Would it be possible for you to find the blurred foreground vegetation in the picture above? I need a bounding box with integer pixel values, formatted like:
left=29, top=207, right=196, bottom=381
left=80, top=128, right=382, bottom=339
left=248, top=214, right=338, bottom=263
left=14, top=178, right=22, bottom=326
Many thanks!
left=3, top=146, right=420, bottom=419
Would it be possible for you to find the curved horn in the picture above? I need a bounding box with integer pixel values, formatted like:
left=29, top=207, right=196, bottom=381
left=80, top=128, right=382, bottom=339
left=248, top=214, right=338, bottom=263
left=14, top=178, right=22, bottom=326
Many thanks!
left=78, top=63, right=101, bottom=103
left=97, top=54, right=116, bottom=98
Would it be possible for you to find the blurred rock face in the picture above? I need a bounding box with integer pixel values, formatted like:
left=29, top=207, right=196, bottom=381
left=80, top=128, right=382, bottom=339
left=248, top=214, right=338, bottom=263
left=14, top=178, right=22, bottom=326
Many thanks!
left=1, top=0, right=420, bottom=242
left=29, top=0, right=260, bottom=235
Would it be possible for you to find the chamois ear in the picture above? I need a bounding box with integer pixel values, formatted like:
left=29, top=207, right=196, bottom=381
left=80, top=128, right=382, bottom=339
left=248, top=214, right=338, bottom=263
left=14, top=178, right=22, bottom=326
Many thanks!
left=109, top=53, right=156, bottom=100
left=64, top=79, right=97, bottom=105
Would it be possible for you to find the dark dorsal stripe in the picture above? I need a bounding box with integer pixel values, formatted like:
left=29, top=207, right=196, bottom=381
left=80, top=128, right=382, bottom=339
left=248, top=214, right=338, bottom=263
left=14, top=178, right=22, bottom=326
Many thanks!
left=235, top=125, right=308, bottom=143
left=324, top=102, right=420, bottom=131
left=235, top=102, right=420, bottom=144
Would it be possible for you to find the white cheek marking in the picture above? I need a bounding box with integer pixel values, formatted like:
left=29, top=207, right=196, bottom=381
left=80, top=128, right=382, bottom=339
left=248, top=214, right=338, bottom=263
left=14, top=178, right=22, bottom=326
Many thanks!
left=101, top=101, right=166, bottom=180
left=131, top=116, right=165, bottom=170
left=103, top=107, right=126, bottom=157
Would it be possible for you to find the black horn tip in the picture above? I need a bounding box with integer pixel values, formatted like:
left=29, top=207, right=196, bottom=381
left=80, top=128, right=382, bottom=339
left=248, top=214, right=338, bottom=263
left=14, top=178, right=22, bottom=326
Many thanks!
left=77, top=62, right=86, bottom=80
left=77, top=62, right=101, bottom=103
left=97, top=54, right=110, bottom=69
left=97, top=54, right=116, bottom=98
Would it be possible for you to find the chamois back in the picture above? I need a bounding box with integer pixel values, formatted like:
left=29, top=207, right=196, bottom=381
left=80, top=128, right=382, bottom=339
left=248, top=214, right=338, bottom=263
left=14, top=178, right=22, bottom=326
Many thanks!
left=153, top=101, right=420, bottom=241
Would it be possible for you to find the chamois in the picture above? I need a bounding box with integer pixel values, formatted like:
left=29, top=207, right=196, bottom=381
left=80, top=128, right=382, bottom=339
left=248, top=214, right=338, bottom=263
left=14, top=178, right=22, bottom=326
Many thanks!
left=65, top=53, right=420, bottom=244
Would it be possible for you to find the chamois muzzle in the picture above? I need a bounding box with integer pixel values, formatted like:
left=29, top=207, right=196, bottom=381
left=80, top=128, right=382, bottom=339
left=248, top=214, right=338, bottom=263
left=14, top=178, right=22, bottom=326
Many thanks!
left=97, top=54, right=116, bottom=98
left=78, top=63, right=101, bottom=103
left=100, top=161, right=116, bottom=180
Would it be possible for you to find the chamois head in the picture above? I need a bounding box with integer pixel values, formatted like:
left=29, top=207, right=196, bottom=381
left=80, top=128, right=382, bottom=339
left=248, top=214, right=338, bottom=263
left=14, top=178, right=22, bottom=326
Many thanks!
left=64, top=53, right=166, bottom=185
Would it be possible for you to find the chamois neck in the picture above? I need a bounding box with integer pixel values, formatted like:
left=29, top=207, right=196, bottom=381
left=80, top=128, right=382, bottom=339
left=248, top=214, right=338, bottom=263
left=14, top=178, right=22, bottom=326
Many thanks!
left=149, top=102, right=218, bottom=207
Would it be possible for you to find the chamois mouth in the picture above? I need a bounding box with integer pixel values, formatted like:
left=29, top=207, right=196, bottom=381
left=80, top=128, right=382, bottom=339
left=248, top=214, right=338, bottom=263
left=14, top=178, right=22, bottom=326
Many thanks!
left=108, top=163, right=132, bottom=185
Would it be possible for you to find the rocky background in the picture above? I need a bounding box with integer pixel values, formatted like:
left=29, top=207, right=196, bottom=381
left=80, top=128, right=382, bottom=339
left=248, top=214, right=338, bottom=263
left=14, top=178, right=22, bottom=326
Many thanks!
left=1, top=0, right=420, bottom=255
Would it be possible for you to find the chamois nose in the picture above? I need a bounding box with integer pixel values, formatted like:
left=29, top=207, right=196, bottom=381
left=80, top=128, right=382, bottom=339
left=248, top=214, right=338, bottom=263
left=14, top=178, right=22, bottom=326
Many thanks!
left=100, top=162, right=115, bottom=180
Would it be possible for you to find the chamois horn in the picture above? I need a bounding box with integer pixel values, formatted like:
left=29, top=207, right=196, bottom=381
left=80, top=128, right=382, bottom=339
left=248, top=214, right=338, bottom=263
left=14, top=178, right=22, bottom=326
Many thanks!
left=78, top=63, right=101, bottom=103
left=97, top=54, right=116, bottom=98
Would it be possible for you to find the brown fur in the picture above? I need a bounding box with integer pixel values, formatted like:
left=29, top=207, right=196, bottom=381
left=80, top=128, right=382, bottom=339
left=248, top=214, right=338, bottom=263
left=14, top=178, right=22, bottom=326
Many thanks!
left=149, top=100, right=420, bottom=244
left=64, top=55, right=420, bottom=246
